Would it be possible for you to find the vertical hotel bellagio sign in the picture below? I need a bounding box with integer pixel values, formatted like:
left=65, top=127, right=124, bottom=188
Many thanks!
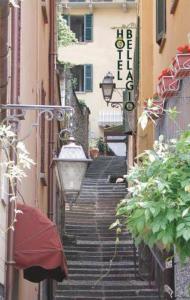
left=113, top=23, right=136, bottom=111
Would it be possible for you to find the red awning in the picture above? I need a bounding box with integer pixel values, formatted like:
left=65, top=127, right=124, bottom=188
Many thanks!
left=14, top=203, right=68, bottom=283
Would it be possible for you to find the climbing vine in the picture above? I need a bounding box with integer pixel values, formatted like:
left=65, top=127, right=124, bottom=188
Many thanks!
left=57, top=14, right=78, bottom=47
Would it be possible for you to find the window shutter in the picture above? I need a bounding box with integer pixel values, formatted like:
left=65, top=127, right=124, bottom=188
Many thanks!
left=84, top=14, right=93, bottom=42
left=84, top=64, right=93, bottom=92
left=156, top=0, right=166, bottom=44
left=63, top=14, right=70, bottom=26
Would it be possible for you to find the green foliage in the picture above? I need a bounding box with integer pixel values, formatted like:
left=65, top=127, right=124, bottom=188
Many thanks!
left=114, top=131, right=190, bottom=262
left=79, top=100, right=88, bottom=110
left=96, top=137, right=108, bottom=154
left=57, top=14, right=78, bottom=47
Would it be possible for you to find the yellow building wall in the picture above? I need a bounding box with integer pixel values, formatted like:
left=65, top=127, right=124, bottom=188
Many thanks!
left=136, top=0, right=154, bottom=156
left=59, top=6, right=137, bottom=139
left=137, top=0, right=190, bottom=157
left=153, top=0, right=190, bottom=89
left=6, top=1, right=51, bottom=299
left=0, top=152, right=7, bottom=286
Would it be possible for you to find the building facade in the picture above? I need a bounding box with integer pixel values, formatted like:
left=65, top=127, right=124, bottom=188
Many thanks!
left=134, top=0, right=190, bottom=299
left=0, top=1, right=69, bottom=300
left=58, top=0, right=137, bottom=155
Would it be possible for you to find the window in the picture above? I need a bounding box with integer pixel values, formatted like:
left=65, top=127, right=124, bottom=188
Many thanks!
left=170, top=0, right=179, bottom=14
left=70, top=16, right=84, bottom=42
left=71, top=65, right=93, bottom=92
left=156, top=0, right=166, bottom=45
left=63, top=14, right=93, bottom=42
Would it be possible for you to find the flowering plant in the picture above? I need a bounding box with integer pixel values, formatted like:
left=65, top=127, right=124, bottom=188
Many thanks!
left=177, top=44, right=190, bottom=54
left=158, top=68, right=173, bottom=80
left=138, top=94, right=164, bottom=129
left=0, top=125, right=35, bottom=231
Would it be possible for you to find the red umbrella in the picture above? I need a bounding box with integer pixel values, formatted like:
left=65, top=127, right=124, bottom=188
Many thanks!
left=14, top=203, right=68, bottom=282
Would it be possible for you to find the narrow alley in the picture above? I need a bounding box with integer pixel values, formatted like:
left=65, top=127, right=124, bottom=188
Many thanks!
left=56, top=156, right=159, bottom=300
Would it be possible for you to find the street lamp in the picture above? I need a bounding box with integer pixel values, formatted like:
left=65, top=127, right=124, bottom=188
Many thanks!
left=99, top=72, right=135, bottom=111
left=0, top=104, right=91, bottom=197
left=54, top=136, right=92, bottom=196
left=99, top=72, right=116, bottom=105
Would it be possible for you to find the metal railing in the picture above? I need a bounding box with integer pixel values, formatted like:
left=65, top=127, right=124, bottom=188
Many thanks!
left=134, top=244, right=175, bottom=300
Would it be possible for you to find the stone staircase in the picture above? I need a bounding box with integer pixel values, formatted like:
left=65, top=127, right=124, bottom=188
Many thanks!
left=55, top=156, right=159, bottom=300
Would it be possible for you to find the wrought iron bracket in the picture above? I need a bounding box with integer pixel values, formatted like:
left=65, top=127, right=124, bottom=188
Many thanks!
left=0, top=104, right=74, bottom=140
left=110, top=101, right=135, bottom=111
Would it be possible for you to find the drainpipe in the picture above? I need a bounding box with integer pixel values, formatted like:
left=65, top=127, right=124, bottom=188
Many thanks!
left=48, top=0, right=56, bottom=299
left=5, top=4, right=19, bottom=300
left=0, top=0, right=9, bottom=108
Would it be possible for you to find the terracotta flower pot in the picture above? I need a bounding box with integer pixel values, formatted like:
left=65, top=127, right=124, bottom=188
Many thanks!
left=90, top=148, right=99, bottom=159
left=157, top=76, right=180, bottom=98
left=172, top=53, right=190, bottom=78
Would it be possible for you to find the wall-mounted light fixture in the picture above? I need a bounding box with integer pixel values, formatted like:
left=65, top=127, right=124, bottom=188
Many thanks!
left=54, top=135, right=91, bottom=197
left=99, top=72, right=135, bottom=111
left=0, top=103, right=90, bottom=198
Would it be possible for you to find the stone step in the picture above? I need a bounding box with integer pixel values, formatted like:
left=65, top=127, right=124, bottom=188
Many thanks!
left=56, top=157, right=159, bottom=300
left=57, top=282, right=156, bottom=291
left=55, top=297, right=159, bottom=300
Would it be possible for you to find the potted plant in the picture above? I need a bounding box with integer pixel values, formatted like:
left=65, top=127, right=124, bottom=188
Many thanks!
left=89, top=138, right=99, bottom=159
left=171, top=44, right=190, bottom=79
left=96, top=137, right=108, bottom=155
left=157, top=67, right=180, bottom=98
left=113, top=131, right=190, bottom=262
left=144, top=93, right=164, bottom=120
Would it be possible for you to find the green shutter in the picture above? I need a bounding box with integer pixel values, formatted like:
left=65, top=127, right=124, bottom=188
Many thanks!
left=63, top=14, right=70, bottom=26
left=84, top=14, right=93, bottom=42
left=84, top=64, right=93, bottom=92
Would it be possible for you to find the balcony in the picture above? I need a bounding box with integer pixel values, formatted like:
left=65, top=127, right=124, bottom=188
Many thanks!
left=59, top=0, right=137, bottom=9
left=98, top=111, right=123, bottom=127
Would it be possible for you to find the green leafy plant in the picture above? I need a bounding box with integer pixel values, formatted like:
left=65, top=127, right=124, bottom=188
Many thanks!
left=139, top=102, right=179, bottom=130
left=96, top=137, right=107, bottom=154
left=113, top=130, right=190, bottom=262
left=78, top=100, right=88, bottom=110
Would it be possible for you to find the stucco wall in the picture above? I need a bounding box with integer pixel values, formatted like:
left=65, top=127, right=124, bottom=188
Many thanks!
left=153, top=0, right=190, bottom=90
left=136, top=0, right=154, bottom=155
left=10, top=1, right=51, bottom=299
left=58, top=6, right=137, bottom=139
left=137, top=0, right=190, bottom=155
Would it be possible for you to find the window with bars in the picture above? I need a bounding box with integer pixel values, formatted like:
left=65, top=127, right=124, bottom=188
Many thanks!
left=71, top=65, right=93, bottom=92
left=63, top=14, right=93, bottom=42
left=156, top=0, right=166, bottom=45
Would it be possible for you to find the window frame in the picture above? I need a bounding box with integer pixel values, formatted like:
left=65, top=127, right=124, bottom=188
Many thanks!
left=70, top=15, right=85, bottom=42
left=71, top=64, right=93, bottom=93
left=63, top=14, right=93, bottom=43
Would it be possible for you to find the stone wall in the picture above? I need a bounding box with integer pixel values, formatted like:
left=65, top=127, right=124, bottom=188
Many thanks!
left=64, top=70, right=90, bottom=157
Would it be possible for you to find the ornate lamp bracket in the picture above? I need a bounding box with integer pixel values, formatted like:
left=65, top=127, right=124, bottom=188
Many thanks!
left=0, top=104, right=74, bottom=140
